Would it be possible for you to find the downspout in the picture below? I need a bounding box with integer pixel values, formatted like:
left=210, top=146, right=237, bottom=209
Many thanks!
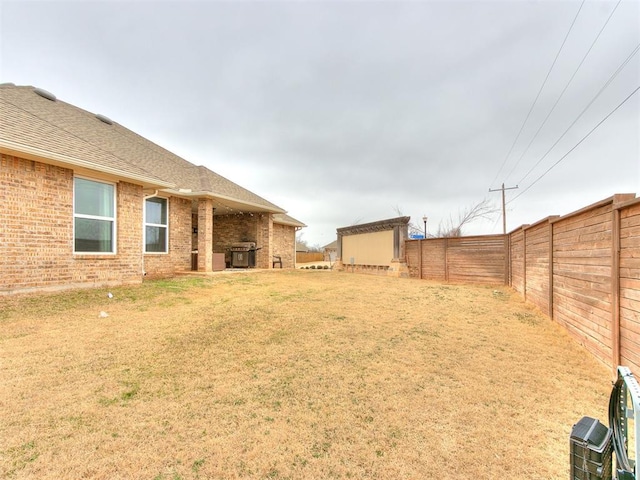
left=141, top=190, right=159, bottom=276
left=295, top=226, right=303, bottom=268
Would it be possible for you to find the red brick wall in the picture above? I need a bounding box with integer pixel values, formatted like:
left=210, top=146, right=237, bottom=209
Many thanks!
left=71, top=180, right=143, bottom=287
left=1, top=154, right=145, bottom=294
left=143, top=196, right=192, bottom=278
left=256, top=214, right=273, bottom=268
left=197, top=198, right=214, bottom=272
left=273, top=223, right=296, bottom=268
left=213, top=214, right=256, bottom=249
left=1, top=155, right=75, bottom=291
left=213, top=213, right=259, bottom=267
left=212, top=213, right=278, bottom=268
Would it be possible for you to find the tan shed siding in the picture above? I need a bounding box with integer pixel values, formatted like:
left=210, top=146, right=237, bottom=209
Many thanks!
left=342, top=230, right=394, bottom=266
left=525, top=222, right=552, bottom=316
left=1, top=154, right=144, bottom=294
left=510, top=229, right=524, bottom=294
left=620, top=201, right=640, bottom=373
left=552, top=203, right=613, bottom=366
left=144, top=196, right=192, bottom=278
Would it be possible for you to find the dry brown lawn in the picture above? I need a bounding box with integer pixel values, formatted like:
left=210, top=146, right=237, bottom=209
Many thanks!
left=0, top=270, right=611, bottom=479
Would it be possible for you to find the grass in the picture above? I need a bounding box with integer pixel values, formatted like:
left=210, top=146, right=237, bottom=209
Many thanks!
left=0, top=270, right=610, bottom=479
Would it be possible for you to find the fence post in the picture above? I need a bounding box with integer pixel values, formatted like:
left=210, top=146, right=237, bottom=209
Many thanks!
left=504, top=234, right=510, bottom=285
left=444, top=238, right=449, bottom=282
left=419, top=239, right=423, bottom=280
left=523, top=228, right=527, bottom=301
left=548, top=220, right=554, bottom=320
left=612, top=206, right=621, bottom=374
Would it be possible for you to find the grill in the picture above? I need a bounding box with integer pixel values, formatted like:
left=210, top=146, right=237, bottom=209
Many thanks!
left=230, top=242, right=256, bottom=268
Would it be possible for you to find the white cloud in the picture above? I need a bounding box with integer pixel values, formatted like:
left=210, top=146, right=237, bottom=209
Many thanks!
left=1, top=0, right=638, bottom=244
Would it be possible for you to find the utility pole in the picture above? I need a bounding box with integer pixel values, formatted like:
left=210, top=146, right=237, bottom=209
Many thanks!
left=489, top=183, right=518, bottom=234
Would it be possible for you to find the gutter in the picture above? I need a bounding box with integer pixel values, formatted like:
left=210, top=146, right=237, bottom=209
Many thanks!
left=276, top=219, right=307, bottom=228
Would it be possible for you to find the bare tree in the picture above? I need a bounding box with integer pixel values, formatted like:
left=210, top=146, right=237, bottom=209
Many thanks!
left=392, top=205, right=424, bottom=238
left=436, top=198, right=498, bottom=237
left=295, top=231, right=310, bottom=250
left=393, top=199, right=498, bottom=238
left=295, top=231, right=323, bottom=252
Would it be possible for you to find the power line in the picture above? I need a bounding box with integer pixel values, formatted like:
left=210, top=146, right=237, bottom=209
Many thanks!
left=489, top=212, right=502, bottom=234
left=489, top=0, right=585, bottom=189
left=516, top=41, right=640, bottom=186
left=489, top=183, right=519, bottom=234
left=504, top=0, right=623, bottom=184
left=508, top=84, right=640, bottom=205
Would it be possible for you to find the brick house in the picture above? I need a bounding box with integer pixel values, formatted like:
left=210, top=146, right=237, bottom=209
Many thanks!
left=0, top=84, right=305, bottom=295
left=322, top=240, right=338, bottom=262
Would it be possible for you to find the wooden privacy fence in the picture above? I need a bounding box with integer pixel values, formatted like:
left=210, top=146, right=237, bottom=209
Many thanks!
left=296, top=252, right=324, bottom=264
left=405, top=235, right=509, bottom=285
left=406, top=194, right=640, bottom=376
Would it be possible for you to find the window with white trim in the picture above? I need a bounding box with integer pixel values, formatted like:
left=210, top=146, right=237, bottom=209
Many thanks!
left=145, top=197, right=168, bottom=253
left=74, top=177, right=116, bottom=253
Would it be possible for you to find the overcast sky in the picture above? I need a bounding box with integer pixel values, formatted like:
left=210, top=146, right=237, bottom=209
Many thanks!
left=1, top=0, right=638, bottom=247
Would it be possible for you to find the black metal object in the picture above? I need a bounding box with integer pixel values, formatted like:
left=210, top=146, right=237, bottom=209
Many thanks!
left=230, top=242, right=256, bottom=268
left=570, top=416, right=613, bottom=480
left=608, top=367, right=639, bottom=480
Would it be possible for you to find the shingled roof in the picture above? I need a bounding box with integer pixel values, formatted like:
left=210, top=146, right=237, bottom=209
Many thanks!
left=0, top=84, right=286, bottom=214
left=273, top=213, right=306, bottom=228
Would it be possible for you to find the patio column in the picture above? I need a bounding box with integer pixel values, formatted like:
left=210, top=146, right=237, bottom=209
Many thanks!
left=256, top=213, right=273, bottom=268
left=197, top=198, right=213, bottom=272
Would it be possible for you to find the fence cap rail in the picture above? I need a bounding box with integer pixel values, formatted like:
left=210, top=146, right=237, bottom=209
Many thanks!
left=406, top=233, right=507, bottom=242
left=615, top=195, right=640, bottom=211
left=548, top=193, right=636, bottom=224
left=519, top=216, right=560, bottom=232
